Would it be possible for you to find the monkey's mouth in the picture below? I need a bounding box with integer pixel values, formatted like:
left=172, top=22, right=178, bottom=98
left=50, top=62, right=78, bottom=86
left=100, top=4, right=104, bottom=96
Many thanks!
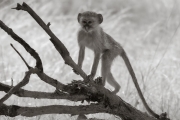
left=83, top=26, right=91, bottom=32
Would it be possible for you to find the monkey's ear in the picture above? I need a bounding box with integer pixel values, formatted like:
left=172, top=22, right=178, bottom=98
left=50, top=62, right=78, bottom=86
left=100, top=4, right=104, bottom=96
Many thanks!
left=78, top=13, right=82, bottom=23
left=97, top=14, right=103, bottom=24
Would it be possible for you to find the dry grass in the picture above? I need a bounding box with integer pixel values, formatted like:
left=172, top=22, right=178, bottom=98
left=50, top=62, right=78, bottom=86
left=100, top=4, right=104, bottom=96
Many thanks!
left=0, top=0, right=180, bottom=120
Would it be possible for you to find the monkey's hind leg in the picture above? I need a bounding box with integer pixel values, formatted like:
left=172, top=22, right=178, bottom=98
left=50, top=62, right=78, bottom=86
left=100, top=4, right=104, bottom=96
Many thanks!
left=107, top=72, right=120, bottom=94
left=101, top=51, right=120, bottom=94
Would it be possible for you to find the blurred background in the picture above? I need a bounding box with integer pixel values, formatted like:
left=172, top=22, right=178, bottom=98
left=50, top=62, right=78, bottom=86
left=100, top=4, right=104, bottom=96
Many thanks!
left=0, top=0, right=180, bottom=120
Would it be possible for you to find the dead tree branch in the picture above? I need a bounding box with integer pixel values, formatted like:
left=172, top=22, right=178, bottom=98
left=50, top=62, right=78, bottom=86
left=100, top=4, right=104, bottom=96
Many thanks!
left=0, top=82, right=87, bottom=101
left=0, top=103, right=157, bottom=120
left=0, top=104, right=108, bottom=117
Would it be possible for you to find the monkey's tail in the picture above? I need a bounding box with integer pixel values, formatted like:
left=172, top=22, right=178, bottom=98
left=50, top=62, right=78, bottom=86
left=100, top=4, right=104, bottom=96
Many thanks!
left=120, top=49, right=159, bottom=119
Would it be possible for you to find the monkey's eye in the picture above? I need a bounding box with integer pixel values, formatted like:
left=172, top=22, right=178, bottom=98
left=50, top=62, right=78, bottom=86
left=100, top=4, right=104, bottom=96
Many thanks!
left=82, top=21, right=86, bottom=24
left=88, top=21, right=92, bottom=24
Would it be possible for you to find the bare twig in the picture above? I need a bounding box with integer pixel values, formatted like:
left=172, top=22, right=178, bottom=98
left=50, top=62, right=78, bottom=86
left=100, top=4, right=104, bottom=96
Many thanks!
left=11, top=78, right=13, bottom=87
left=10, top=43, right=31, bottom=69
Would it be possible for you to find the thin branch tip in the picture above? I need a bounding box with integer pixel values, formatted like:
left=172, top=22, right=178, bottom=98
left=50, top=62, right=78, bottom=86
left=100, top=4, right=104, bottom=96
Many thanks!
left=11, top=78, right=13, bottom=87
left=12, top=3, right=23, bottom=10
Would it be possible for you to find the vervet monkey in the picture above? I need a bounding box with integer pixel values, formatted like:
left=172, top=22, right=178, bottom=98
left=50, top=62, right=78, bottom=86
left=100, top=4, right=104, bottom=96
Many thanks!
left=75, top=11, right=159, bottom=118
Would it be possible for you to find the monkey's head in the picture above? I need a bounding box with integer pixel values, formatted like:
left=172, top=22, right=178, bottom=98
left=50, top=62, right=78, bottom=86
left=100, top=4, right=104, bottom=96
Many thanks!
left=78, top=11, right=103, bottom=33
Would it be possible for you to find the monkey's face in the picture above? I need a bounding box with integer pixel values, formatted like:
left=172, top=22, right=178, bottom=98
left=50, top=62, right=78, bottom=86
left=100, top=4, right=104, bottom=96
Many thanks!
left=78, top=12, right=103, bottom=33
left=79, top=16, right=98, bottom=32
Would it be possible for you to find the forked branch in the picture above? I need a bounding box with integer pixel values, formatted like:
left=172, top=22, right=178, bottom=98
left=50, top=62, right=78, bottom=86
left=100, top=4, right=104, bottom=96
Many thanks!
left=0, top=68, right=37, bottom=104
left=0, top=20, right=43, bottom=72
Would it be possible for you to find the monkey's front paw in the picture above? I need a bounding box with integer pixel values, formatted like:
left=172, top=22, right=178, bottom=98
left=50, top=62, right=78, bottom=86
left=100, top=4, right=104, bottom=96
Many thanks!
left=87, top=74, right=94, bottom=81
left=95, top=77, right=103, bottom=85
left=73, top=69, right=79, bottom=75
